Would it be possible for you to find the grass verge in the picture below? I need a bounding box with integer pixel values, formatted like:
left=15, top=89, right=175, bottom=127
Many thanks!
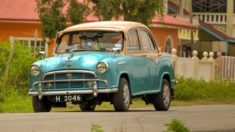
left=1, top=78, right=235, bottom=113
left=0, top=90, right=33, bottom=113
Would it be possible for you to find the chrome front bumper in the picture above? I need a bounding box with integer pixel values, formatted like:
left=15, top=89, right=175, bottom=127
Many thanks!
left=28, top=88, right=118, bottom=96
left=29, top=70, right=118, bottom=99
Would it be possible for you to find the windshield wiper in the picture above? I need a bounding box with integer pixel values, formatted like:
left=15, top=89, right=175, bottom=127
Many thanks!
left=71, top=49, right=86, bottom=52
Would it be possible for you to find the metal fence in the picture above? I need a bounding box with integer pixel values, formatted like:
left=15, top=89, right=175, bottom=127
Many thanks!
left=222, top=56, right=235, bottom=81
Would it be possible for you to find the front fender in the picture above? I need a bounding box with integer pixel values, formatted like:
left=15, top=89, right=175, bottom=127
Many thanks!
left=95, top=56, right=132, bottom=89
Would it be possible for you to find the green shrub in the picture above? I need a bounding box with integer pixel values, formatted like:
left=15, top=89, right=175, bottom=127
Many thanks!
left=165, top=118, right=189, bottom=132
left=174, top=78, right=235, bottom=102
left=0, top=42, right=37, bottom=102
left=91, top=124, right=104, bottom=132
left=0, top=43, right=10, bottom=76
left=0, top=89, right=33, bottom=113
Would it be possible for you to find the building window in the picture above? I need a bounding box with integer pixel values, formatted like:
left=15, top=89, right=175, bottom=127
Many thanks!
left=165, top=36, right=173, bottom=53
left=10, top=37, right=46, bottom=54
left=192, top=0, right=227, bottom=13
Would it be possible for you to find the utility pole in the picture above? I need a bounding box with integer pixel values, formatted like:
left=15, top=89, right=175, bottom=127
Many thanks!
left=226, top=0, right=234, bottom=37
left=189, top=0, right=194, bottom=53
left=225, top=0, right=234, bottom=55
left=179, top=0, right=184, bottom=16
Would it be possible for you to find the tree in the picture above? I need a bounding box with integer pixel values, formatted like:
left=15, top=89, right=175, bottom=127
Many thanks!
left=89, top=0, right=164, bottom=25
left=35, top=0, right=66, bottom=38
left=67, top=0, right=89, bottom=25
left=90, top=0, right=122, bottom=20
left=122, top=0, right=163, bottom=24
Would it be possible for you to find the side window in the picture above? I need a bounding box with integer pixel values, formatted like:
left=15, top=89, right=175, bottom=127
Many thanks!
left=127, top=29, right=141, bottom=52
left=138, top=30, right=155, bottom=51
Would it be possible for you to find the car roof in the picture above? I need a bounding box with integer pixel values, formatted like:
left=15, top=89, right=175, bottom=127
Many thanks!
left=62, top=21, right=148, bottom=33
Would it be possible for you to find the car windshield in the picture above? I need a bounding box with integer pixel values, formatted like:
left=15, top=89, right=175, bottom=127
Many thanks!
left=56, top=31, right=123, bottom=53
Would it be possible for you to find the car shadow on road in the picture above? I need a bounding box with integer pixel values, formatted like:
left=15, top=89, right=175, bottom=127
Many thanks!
left=53, top=109, right=176, bottom=113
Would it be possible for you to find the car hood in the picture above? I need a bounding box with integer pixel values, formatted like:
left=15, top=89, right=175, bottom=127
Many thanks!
left=37, top=52, right=114, bottom=72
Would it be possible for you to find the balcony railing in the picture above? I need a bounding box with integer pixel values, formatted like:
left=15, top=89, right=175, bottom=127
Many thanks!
left=193, top=13, right=227, bottom=24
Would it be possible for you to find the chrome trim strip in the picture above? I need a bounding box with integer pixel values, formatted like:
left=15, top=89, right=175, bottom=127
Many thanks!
left=34, top=79, right=104, bottom=84
left=32, top=79, right=108, bottom=89
left=42, top=70, right=97, bottom=80
left=28, top=88, right=118, bottom=96
left=118, top=61, right=126, bottom=65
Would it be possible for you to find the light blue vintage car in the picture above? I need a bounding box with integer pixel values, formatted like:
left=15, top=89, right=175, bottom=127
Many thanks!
left=29, top=21, right=175, bottom=112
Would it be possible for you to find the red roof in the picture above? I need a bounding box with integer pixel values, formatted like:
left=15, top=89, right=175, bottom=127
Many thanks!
left=199, top=20, right=235, bottom=42
left=152, top=15, right=198, bottom=29
left=0, top=0, right=38, bottom=21
left=0, top=0, right=197, bottom=29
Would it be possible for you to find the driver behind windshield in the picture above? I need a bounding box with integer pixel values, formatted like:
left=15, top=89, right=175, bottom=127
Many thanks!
left=57, top=31, right=123, bottom=53
left=81, top=38, right=100, bottom=50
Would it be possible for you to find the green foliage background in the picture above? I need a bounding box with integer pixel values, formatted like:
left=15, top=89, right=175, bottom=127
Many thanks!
left=67, top=0, right=89, bottom=25
left=0, top=42, right=37, bottom=108
left=90, top=0, right=163, bottom=25
left=174, top=78, right=235, bottom=102
left=35, top=0, right=164, bottom=39
left=35, top=0, right=66, bottom=38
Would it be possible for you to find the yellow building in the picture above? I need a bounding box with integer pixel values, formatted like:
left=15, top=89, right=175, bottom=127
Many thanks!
left=170, top=0, right=235, bottom=56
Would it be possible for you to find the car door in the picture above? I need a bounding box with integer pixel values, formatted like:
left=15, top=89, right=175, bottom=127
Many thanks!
left=137, top=28, right=161, bottom=92
left=126, top=28, right=150, bottom=95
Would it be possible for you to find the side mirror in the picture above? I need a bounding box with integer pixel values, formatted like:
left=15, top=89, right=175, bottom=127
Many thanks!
left=112, top=43, right=122, bottom=52
left=39, top=51, right=46, bottom=59
left=112, top=43, right=122, bottom=55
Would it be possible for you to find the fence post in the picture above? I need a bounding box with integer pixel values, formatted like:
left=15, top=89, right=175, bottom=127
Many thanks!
left=208, top=52, right=215, bottom=80
left=215, top=52, right=222, bottom=80
left=198, top=51, right=212, bottom=81
left=1, top=41, right=15, bottom=101
left=4, top=42, right=15, bottom=80
left=192, top=50, right=199, bottom=80
left=201, top=51, right=208, bottom=61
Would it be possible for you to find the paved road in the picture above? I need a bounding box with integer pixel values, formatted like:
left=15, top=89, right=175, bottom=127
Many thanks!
left=0, top=105, right=235, bottom=132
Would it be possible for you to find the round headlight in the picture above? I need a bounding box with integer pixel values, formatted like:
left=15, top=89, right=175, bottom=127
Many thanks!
left=96, top=62, right=108, bottom=73
left=31, top=65, right=40, bottom=76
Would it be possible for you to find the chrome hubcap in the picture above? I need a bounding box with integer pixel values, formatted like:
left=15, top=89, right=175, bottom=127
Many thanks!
left=123, top=83, right=130, bottom=107
left=163, top=84, right=170, bottom=107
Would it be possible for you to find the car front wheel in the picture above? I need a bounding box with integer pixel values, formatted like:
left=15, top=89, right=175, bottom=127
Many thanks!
left=152, top=79, right=171, bottom=111
left=32, top=96, right=52, bottom=112
left=112, top=78, right=131, bottom=112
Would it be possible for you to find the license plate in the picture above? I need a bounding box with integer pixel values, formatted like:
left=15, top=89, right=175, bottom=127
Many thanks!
left=55, top=95, right=81, bottom=102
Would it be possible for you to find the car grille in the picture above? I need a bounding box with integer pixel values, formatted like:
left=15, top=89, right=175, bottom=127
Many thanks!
left=42, top=70, right=96, bottom=89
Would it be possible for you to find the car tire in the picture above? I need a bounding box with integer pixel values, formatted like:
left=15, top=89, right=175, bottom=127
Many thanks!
left=112, top=78, right=131, bottom=112
left=79, top=102, right=96, bottom=111
left=32, top=96, right=51, bottom=112
left=152, top=79, right=171, bottom=111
